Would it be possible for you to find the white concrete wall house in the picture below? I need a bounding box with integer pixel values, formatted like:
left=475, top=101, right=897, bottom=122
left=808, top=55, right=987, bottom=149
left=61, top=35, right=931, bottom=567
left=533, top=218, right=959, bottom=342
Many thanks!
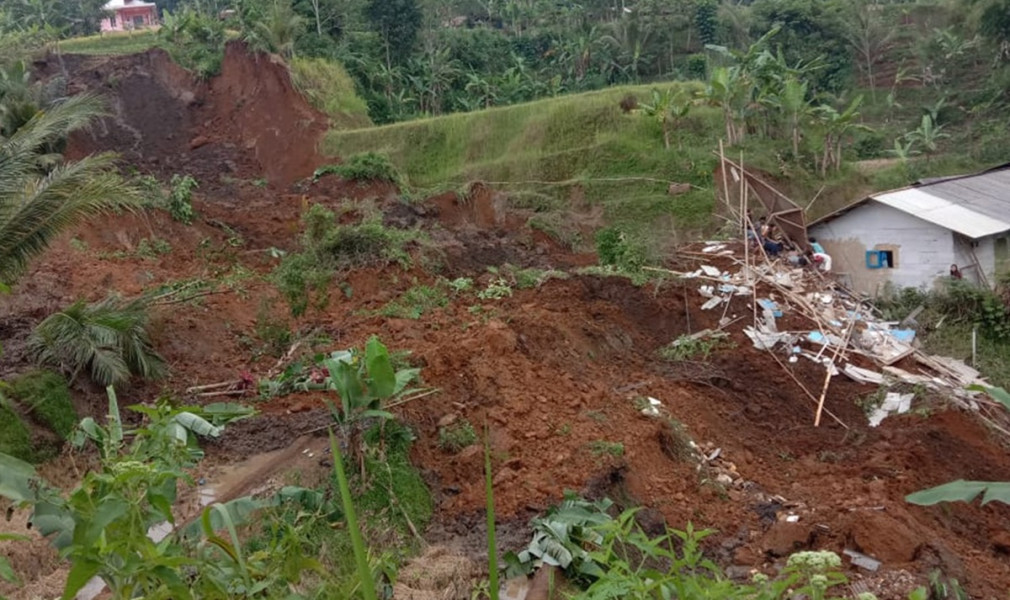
left=808, top=164, right=1010, bottom=296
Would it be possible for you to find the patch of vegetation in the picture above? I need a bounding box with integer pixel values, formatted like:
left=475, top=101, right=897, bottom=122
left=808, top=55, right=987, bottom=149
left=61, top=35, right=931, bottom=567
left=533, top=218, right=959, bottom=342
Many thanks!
left=588, top=440, right=625, bottom=458
left=97, top=237, right=172, bottom=261
left=0, top=397, right=33, bottom=462
left=378, top=284, right=448, bottom=320
left=57, top=31, right=159, bottom=55
left=27, top=296, right=166, bottom=388
left=289, top=57, right=372, bottom=130
left=659, top=332, right=732, bottom=361
left=158, top=8, right=229, bottom=79
left=477, top=277, right=513, bottom=300
left=438, top=420, right=477, bottom=453
left=253, top=301, right=292, bottom=359
left=313, top=152, right=402, bottom=185
left=273, top=204, right=424, bottom=316
left=7, top=370, right=77, bottom=440
left=167, top=174, right=198, bottom=224
left=324, top=83, right=720, bottom=251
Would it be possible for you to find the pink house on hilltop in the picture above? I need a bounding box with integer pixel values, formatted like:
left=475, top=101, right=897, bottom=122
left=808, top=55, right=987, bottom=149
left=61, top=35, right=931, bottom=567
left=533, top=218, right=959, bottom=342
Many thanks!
left=101, top=0, right=158, bottom=32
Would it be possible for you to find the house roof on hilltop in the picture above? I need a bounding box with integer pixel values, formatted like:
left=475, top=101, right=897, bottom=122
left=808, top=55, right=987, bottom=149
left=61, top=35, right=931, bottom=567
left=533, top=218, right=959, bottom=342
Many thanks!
left=810, top=162, right=1010, bottom=239
left=103, top=0, right=156, bottom=10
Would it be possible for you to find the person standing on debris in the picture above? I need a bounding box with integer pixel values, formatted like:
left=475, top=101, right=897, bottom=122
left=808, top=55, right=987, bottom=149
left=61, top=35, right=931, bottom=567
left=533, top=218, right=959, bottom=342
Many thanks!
left=950, top=264, right=963, bottom=279
left=809, top=237, right=825, bottom=255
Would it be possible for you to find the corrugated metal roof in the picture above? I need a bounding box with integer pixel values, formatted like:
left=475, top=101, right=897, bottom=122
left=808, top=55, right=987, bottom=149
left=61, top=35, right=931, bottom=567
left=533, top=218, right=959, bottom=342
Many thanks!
left=810, top=164, right=1010, bottom=239
left=873, top=188, right=1010, bottom=238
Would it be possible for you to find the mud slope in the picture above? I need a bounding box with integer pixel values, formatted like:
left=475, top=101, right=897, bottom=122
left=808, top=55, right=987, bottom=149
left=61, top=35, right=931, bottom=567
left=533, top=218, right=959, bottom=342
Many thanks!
left=3, top=43, right=1009, bottom=600
left=38, top=41, right=327, bottom=185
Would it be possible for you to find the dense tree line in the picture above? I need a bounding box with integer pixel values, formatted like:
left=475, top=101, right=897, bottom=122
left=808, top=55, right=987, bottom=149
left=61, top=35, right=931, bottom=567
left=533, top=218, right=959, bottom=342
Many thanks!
left=2, top=0, right=1010, bottom=125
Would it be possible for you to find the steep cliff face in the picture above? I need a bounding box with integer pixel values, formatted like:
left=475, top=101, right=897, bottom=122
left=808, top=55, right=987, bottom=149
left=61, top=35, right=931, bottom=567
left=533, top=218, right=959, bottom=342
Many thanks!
left=39, top=41, right=327, bottom=186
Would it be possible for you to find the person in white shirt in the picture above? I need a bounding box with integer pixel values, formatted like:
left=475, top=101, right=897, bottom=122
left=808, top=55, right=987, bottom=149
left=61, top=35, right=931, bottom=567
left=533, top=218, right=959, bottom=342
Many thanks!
left=812, top=252, right=832, bottom=272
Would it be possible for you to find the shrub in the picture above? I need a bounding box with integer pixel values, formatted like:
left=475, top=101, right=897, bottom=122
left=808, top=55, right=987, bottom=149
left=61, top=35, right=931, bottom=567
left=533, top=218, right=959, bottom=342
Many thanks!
left=313, top=152, right=403, bottom=185
left=167, top=174, right=198, bottom=224
left=8, top=370, right=77, bottom=440
left=273, top=204, right=423, bottom=315
left=28, top=297, right=166, bottom=388
left=595, top=227, right=646, bottom=272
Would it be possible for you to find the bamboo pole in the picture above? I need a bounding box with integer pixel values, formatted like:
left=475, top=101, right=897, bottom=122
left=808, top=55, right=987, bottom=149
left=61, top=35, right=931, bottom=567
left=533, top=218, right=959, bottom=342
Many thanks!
left=814, top=313, right=857, bottom=427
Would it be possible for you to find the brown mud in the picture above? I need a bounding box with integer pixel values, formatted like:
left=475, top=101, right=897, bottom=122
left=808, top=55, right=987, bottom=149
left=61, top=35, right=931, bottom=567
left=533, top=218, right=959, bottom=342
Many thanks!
left=1, top=46, right=1009, bottom=600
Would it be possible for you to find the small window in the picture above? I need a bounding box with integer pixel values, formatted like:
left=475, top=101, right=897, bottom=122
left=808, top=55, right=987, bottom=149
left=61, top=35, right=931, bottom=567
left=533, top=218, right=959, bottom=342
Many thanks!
left=880, top=250, right=895, bottom=268
left=865, top=249, right=897, bottom=269
left=133, top=15, right=145, bottom=26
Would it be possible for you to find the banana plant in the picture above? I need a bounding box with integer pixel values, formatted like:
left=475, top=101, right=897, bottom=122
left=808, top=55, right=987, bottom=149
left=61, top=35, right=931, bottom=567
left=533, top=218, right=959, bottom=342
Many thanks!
left=639, top=88, right=691, bottom=150
left=319, top=336, right=422, bottom=475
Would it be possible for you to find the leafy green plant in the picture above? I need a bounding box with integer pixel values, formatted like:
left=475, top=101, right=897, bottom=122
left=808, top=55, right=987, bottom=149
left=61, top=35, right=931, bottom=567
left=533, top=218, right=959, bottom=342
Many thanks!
left=478, top=278, right=513, bottom=300
left=28, top=296, right=166, bottom=388
left=447, top=277, right=474, bottom=293
left=318, top=337, right=423, bottom=471
left=167, top=174, right=198, bottom=224
left=594, top=227, right=646, bottom=272
left=313, top=152, right=403, bottom=186
left=0, top=387, right=257, bottom=599
left=504, top=494, right=614, bottom=581
left=438, top=420, right=477, bottom=452
left=588, top=440, right=624, bottom=458
left=0, top=93, right=139, bottom=287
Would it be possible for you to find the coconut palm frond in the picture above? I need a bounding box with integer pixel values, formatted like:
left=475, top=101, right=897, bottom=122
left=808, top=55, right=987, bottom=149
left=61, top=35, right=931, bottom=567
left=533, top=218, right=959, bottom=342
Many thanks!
left=0, top=152, right=138, bottom=283
left=28, top=297, right=166, bottom=388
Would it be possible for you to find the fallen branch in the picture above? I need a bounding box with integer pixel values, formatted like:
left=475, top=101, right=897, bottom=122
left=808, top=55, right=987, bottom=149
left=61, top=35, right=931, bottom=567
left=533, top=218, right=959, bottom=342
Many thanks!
left=186, top=380, right=241, bottom=393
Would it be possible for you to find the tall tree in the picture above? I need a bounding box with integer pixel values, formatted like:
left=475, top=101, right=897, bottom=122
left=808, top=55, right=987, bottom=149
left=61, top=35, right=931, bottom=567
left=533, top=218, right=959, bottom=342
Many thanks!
left=366, top=0, right=422, bottom=68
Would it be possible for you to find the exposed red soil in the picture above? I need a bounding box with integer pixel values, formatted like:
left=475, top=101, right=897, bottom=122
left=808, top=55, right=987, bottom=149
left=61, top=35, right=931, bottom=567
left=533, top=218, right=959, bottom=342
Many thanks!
left=3, top=47, right=1010, bottom=599
left=39, top=41, right=328, bottom=187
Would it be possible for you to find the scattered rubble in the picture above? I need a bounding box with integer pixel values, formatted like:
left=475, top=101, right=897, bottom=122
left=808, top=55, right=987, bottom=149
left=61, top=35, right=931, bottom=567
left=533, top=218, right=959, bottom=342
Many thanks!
left=658, top=243, right=1007, bottom=430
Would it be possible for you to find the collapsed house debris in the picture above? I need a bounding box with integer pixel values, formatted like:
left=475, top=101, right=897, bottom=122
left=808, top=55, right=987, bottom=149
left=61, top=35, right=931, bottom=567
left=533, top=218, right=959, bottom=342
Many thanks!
left=654, top=243, right=1006, bottom=430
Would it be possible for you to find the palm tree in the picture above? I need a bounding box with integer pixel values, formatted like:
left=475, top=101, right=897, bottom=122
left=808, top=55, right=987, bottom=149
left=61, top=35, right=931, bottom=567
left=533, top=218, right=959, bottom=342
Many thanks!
left=28, top=296, right=166, bottom=387
left=0, top=94, right=139, bottom=286
left=247, top=0, right=304, bottom=60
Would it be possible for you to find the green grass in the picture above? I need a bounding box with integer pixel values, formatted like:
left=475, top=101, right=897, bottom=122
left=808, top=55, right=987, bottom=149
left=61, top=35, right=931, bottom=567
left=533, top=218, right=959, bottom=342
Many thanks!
left=8, top=370, right=78, bottom=440
left=58, top=31, right=159, bottom=55
left=0, top=398, right=34, bottom=461
left=324, top=82, right=725, bottom=250
left=922, top=323, right=1010, bottom=390
left=290, top=57, right=372, bottom=130
left=377, top=284, right=448, bottom=320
